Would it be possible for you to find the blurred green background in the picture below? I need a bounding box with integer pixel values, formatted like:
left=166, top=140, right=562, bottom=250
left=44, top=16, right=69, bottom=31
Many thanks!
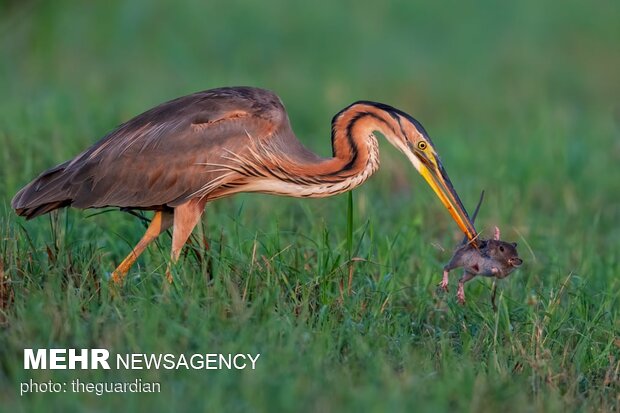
left=0, top=0, right=619, bottom=412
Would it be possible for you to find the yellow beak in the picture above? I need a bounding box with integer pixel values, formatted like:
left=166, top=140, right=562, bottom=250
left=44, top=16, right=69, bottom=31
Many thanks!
left=416, top=152, right=478, bottom=242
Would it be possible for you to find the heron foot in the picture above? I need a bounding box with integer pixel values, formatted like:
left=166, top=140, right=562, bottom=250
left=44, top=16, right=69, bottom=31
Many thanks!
left=165, top=266, right=174, bottom=284
left=110, top=262, right=131, bottom=285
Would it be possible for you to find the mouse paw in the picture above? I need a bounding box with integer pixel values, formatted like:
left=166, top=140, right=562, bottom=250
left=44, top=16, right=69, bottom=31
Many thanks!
left=439, top=280, right=449, bottom=292
left=456, top=285, right=466, bottom=305
left=439, top=270, right=450, bottom=292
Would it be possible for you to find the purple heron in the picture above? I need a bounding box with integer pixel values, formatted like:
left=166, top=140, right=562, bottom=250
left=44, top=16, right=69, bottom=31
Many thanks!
left=12, top=86, right=477, bottom=284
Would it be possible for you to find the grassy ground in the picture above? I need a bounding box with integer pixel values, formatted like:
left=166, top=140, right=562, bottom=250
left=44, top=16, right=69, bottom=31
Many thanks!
left=1, top=1, right=619, bottom=411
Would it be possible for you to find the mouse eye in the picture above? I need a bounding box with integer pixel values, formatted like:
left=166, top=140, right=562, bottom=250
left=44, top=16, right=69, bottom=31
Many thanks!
left=499, top=246, right=505, bottom=252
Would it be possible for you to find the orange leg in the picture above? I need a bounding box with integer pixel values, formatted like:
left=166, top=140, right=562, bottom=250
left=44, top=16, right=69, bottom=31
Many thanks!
left=165, top=199, right=207, bottom=283
left=111, top=210, right=173, bottom=284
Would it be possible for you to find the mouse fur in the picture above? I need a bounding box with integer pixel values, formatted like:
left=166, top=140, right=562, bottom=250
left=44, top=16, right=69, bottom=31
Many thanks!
left=440, top=192, right=523, bottom=304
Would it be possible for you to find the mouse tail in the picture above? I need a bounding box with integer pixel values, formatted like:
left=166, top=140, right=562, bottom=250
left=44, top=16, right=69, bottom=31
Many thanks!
left=461, top=190, right=485, bottom=245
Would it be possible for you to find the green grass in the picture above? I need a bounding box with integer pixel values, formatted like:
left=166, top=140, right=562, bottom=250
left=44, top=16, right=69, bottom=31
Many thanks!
left=1, top=0, right=619, bottom=411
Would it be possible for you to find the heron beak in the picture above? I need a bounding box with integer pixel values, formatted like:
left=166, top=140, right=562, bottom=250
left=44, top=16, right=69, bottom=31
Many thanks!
left=414, top=150, right=478, bottom=241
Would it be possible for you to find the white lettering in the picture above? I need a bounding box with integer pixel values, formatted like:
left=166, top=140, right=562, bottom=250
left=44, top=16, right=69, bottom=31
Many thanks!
left=176, top=354, right=188, bottom=369
left=24, top=349, right=46, bottom=369
left=233, top=354, right=246, bottom=369
left=190, top=354, right=203, bottom=369
left=205, top=354, right=217, bottom=369
left=116, top=354, right=129, bottom=369
left=131, top=354, right=144, bottom=369
left=219, top=354, right=231, bottom=369
left=49, top=349, right=66, bottom=369
left=247, top=353, right=260, bottom=369
left=91, top=349, right=110, bottom=369
left=68, top=349, right=88, bottom=369
left=163, top=354, right=176, bottom=369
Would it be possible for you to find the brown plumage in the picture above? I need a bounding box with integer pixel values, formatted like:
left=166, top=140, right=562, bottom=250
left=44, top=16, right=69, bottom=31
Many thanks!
left=12, top=86, right=477, bottom=283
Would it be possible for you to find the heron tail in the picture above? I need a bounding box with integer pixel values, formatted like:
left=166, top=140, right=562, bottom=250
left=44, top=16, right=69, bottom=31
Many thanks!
left=11, top=161, right=74, bottom=219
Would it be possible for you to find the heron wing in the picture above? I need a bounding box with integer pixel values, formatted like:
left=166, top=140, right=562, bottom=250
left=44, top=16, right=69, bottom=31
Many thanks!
left=12, top=87, right=292, bottom=218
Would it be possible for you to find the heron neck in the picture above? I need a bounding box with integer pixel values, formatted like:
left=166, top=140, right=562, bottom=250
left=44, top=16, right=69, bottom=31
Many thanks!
left=328, top=104, right=400, bottom=175
left=255, top=104, right=396, bottom=197
left=234, top=104, right=399, bottom=198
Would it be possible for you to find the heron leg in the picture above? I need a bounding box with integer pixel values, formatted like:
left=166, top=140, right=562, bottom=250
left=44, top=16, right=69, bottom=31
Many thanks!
left=165, top=199, right=207, bottom=283
left=111, top=210, right=173, bottom=284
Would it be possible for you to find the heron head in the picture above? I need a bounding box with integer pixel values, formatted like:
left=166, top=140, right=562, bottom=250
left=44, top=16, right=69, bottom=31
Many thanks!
left=381, top=106, right=478, bottom=241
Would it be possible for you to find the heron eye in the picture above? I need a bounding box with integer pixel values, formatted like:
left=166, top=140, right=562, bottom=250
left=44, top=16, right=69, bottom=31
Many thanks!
left=417, top=141, right=427, bottom=150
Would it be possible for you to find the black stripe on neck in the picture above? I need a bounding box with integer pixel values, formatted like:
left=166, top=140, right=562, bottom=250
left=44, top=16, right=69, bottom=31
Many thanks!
left=331, top=110, right=391, bottom=174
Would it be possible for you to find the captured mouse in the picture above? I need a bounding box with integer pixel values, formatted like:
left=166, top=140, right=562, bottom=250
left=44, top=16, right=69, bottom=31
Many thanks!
left=440, top=191, right=523, bottom=305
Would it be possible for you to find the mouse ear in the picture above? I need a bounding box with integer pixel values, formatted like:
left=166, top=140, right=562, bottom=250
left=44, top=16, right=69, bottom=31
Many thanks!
left=512, top=242, right=517, bottom=247
left=494, top=226, right=501, bottom=241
